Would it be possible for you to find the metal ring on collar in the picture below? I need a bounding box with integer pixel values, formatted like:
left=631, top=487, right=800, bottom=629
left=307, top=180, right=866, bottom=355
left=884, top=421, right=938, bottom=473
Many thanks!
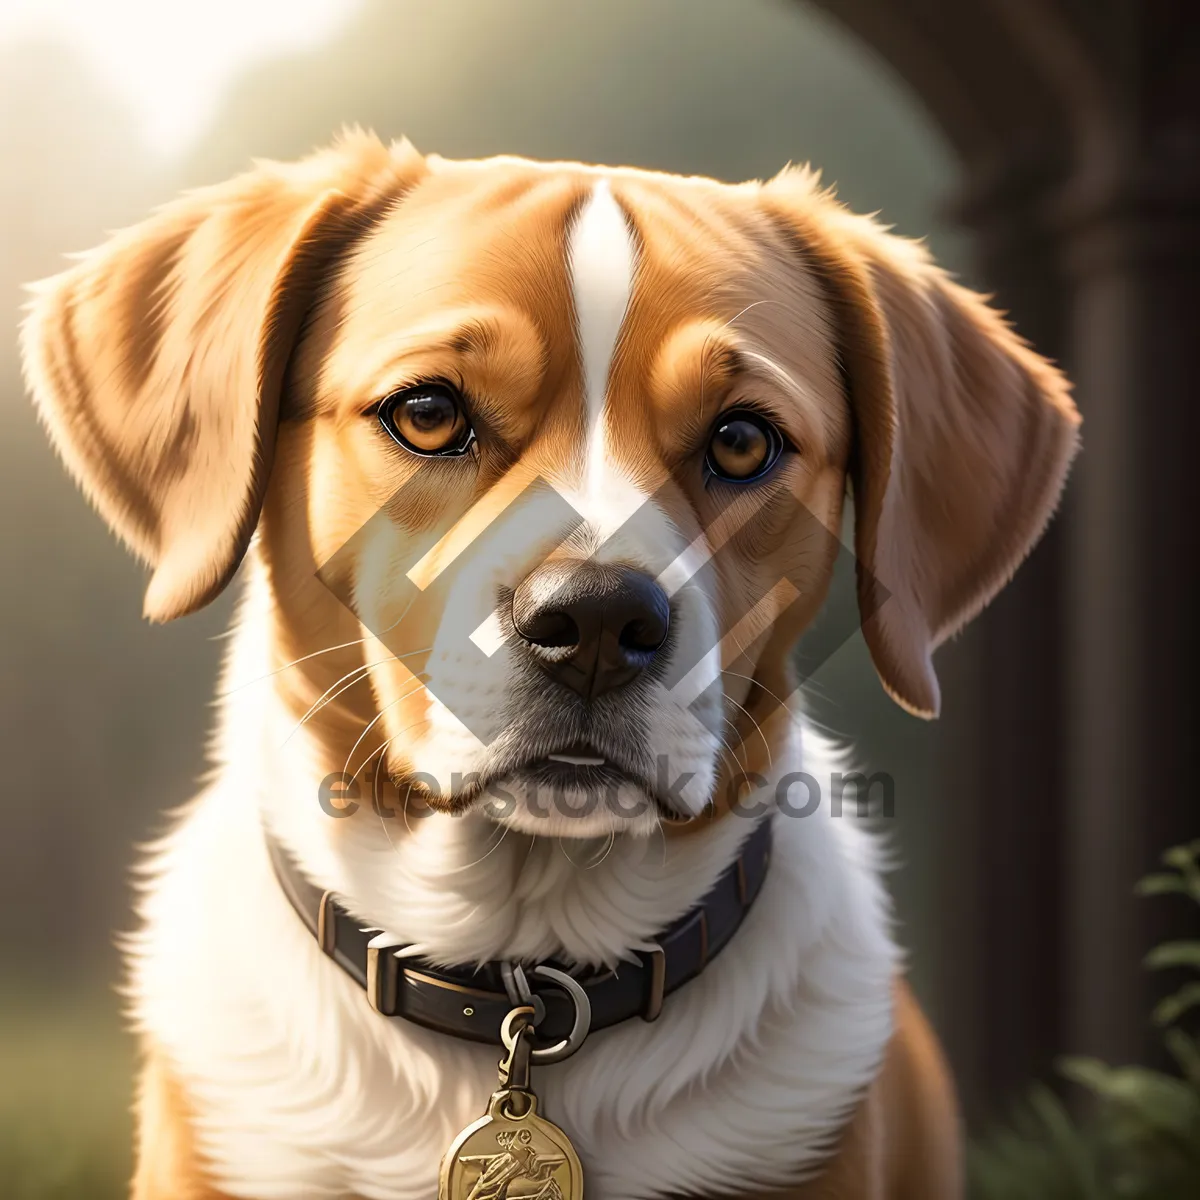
left=499, top=965, right=592, bottom=1065
left=499, top=1005, right=537, bottom=1051
left=500, top=961, right=546, bottom=1027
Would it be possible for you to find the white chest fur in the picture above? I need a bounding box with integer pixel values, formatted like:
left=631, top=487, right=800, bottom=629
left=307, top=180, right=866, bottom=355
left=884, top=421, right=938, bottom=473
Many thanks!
left=128, top=585, right=898, bottom=1200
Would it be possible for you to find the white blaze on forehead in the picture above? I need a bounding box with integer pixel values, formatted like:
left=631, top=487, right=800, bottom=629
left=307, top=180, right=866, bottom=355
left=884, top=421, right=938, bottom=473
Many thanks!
left=468, top=183, right=648, bottom=657
left=567, top=179, right=641, bottom=531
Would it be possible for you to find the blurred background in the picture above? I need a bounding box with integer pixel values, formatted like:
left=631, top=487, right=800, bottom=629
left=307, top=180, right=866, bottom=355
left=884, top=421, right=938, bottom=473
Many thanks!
left=1, top=1, right=1196, bottom=1196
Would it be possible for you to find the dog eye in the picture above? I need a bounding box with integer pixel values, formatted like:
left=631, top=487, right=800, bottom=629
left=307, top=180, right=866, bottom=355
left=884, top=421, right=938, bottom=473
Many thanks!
left=378, top=383, right=474, bottom=456
left=706, top=411, right=784, bottom=482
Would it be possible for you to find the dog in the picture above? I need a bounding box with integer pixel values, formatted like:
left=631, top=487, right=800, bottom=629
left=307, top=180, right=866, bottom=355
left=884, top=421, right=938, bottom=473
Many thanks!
left=22, top=130, right=1079, bottom=1199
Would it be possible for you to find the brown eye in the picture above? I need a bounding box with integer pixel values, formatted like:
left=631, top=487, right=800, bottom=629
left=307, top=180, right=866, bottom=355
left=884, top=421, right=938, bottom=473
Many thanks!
left=379, top=383, right=474, bottom=456
left=706, top=411, right=784, bottom=482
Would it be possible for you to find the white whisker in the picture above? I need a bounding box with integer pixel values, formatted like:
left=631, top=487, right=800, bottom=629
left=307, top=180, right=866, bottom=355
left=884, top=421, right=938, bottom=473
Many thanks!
left=280, top=661, right=377, bottom=744
left=281, top=647, right=434, bottom=746
left=221, top=593, right=421, bottom=697
left=721, top=669, right=793, bottom=721
left=584, top=830, right=617, bottom=870
left=724, top=692, right=772, bottom=770
left=696, top=300, right=782, bottom=422
left=719, top=719, right=751, bottom=771
left=460, top=821, right=511, bottom=870
left=342, top=682, right=426, bottom=781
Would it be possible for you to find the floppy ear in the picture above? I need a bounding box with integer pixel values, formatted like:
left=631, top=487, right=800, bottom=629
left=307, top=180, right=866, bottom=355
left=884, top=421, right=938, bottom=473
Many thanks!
left=21, top=130, right=427, bottom=622
left=764, top=171, right=1081, bottom=717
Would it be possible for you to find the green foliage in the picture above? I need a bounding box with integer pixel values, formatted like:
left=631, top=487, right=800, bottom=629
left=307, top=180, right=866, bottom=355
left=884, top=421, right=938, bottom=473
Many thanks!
left=970, top=841, right=1200, bottom=1199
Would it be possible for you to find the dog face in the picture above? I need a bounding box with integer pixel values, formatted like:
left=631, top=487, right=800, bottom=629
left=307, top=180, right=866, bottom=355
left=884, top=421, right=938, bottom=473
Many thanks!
left=22, top=132, right=1079, bottom=839
left=272, top=157, right=855, bottom=837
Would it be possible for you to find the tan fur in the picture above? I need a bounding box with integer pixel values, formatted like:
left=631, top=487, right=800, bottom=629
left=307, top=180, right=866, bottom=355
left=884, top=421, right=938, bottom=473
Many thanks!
left=775, top=982, right=962, bottom=1200
left=762, top=175, right=1080, bottom=716
left=22, top=134, right=1078, bottom=1198
left=21, top=131, right=428, bottom=622
left=133, top=1046, right=239, bottom=1200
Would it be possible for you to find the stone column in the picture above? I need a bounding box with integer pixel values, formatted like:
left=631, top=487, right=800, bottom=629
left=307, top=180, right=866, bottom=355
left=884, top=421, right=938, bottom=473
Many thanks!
left=935, top=143, right=1074, bottom=1121
left=1060, top=123, right=1200, bottom=1068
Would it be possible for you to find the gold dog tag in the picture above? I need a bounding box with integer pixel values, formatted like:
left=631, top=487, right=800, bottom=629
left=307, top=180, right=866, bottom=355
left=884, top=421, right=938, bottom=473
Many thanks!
left=439, top=1089, right=583, bottom=1200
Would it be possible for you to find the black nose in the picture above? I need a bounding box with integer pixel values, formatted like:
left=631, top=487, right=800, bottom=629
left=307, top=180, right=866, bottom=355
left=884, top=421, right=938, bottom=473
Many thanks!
left=511, top=561, right=671, bottom=699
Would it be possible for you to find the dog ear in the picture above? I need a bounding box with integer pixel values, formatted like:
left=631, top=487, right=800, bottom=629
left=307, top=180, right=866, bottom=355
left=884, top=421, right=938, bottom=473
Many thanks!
left=763, top=171, right=1080, bottom=717
left=21, top=130, right=427, bottom=622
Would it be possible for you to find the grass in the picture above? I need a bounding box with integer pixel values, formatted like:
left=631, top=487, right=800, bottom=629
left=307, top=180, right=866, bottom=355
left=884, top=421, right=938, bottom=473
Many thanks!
left=0, top=984, right=133, bottom=1200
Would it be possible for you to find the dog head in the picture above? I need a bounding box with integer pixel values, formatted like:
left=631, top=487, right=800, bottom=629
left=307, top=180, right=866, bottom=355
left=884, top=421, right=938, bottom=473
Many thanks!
left=22, top=132, right=1079, bottom=839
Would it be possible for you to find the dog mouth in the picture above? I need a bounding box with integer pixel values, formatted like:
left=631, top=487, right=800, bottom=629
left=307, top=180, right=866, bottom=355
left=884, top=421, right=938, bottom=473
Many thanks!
left=488, top=739, right=653, bottom=803
left=508, top=742, right=639, bottom=795
left=545, top=747, right=607, bottom=768
left=409, top=738, right=688, bottom=824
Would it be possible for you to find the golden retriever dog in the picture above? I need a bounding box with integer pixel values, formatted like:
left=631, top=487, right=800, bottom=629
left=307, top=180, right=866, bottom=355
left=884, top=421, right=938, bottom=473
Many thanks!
left=22, top=130, right=1079, bottom=1199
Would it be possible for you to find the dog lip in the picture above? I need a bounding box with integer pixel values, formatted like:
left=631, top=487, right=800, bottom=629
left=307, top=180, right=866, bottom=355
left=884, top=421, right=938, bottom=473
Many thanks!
left=488, top=739, right=644, bottom=792
left=549, top=739, right=609, bottom=768
left=547, top=751, right=607, bottom=766
left=543, top=740, right=608, bottom=767
left=497, top=758, right=641, bottom=798
left=453, top=739, right=679, bottom=817
left=460, top=749, right=694, bottom=824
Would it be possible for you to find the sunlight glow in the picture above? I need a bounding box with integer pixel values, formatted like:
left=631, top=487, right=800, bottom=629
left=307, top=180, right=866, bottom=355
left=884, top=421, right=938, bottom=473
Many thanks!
left=0, top=0, right=361, bottom=154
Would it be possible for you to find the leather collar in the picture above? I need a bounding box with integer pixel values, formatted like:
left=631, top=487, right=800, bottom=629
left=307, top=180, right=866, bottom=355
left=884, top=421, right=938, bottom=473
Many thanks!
left=266, top=818, right=772, bottom=1046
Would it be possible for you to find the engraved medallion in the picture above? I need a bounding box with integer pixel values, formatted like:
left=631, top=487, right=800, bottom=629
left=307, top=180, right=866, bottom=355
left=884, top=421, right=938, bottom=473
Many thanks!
left=439, top=1090, right=584, bottom=1200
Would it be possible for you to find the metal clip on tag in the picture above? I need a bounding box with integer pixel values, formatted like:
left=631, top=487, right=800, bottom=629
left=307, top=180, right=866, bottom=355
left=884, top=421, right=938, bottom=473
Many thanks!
left=438, top=966, right=592, bottom=1200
